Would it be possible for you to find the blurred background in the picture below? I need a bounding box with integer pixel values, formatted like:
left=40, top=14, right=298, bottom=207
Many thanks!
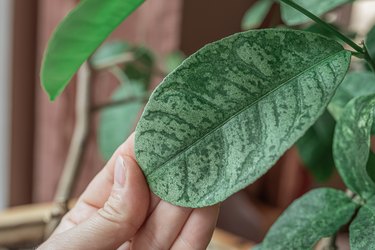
left=0, top=0, right=375, bottom=248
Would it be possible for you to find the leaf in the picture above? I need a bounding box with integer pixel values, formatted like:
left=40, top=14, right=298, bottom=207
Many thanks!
left=41, top=0, right=144, bottom=101
left=241, top=0, right=273, bottom=30
left=350, top=195, right=375, bottom=250
left=91, top=41, right=131, bottom=69
left=281, top=0, right=352, bottom=26
left=124, top=46, right=155, bottom=88
left=164, top=51, right=186, bottom=74
left=296, top=111, right=335, bottom=182
left=135, top=29, right=351, bottom=208
left=333, top=94, right=375, bottom=199
left=328, top=72, right=375, bottom=122
left=258, top=188, right=357, bottom=250
left=366, top=25, right=375, bottom=62
left=99, top=83, right=145, bottom=160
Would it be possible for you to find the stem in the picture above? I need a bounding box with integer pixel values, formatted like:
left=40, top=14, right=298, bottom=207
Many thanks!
left=44, top=62, right=92, bottom=238
left=91, top=96, right=149, bottom=112
left=318, top=234, right=337, bottom=250
left=278, top=0, right=364, bottom=53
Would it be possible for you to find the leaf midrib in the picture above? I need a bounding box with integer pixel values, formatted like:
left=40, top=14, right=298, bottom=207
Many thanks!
left=156, top=49, right=347, bottom=169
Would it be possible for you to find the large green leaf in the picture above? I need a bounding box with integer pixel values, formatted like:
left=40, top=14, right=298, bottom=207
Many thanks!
left=99, top=83, right=145, bottom=160
left=281, top=0, right=353, bottom=26
left=241, top=0, right=273, bottom=30
left=333, top=94, right=375, bottom=199
left=296, top=111, right=335, bottom=182
left=135, top=29, right=351, bottom=207
left=328, top=72, right=375, bottom=121
left=350, top=195, right=375, bottom=250
left=258, top=188, right=357, bottom=250
left=41, top=0, right=144, bottom=100
left=366, top=25, right=375, bottom=62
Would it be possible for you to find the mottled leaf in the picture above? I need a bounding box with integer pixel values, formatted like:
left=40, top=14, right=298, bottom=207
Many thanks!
left=241, top=0, right=273, bottom=30
left=258, top=188, right=357, bottom=250
left=366, top=25, right=375, bottom=62
left=328, top=72, right=375, bottom=122
left=350, top=195, right=375, bottom=250
left=135, top=29, right=351, bottom=207
left=99, top=83, right=145, bottom=160
left=91, top=41, right=131, bottom=69
left=333, top=94, right=375, bottom=199
left=281, top=0, right=353, bottom=26
left=296, top=111, right=335, bottom=182
left=41, top=0, right=144, bottom=100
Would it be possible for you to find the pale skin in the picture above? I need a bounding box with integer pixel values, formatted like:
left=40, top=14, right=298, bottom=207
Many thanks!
left=39, top=133, right=220, bottom=250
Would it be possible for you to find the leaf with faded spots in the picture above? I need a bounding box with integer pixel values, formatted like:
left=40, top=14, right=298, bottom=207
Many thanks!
left=333, top=94, right=375, bottom=199
left=99, top=83, right=145, bottom=160
left=241, top=0, right=273, bottom=30
left=281, top=0, right=353, bottom=26
left=135, top=29, right=351, bottom=208
left=328, top=72, right=375, bottom=122
left=350, top=195, right=375, bottom=250
left=258, top=188, right=357, bottom=250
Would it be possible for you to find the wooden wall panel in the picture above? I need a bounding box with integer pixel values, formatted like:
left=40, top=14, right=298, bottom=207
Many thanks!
left=33, top=0, right=183, bottom=202
left=9, top=0, right=38, bottom=206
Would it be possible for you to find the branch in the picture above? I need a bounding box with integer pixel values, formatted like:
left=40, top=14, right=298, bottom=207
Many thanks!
left=91, top=96, right=149, bottom=112
left=44, top=62, right=92, bottom=238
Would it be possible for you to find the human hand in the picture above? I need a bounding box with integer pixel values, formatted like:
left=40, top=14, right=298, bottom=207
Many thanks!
left=39, top=133, right=220, bottom=250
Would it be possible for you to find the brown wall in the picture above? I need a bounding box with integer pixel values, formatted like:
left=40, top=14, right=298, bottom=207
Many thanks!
left=9, top=0, right=38, bottom=206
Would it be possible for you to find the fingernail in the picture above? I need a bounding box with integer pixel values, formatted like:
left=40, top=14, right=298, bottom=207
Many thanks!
left=114, top=156, right=126, bottom=188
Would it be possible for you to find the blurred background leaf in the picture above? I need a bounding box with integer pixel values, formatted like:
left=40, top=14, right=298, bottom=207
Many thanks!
left=99, top=83, right=145, bottom=160
left=296, top=111, right=335, bottom=182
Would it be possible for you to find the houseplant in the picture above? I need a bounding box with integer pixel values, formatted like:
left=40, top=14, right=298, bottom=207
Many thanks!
left=41, top=0, right=375, bottom=248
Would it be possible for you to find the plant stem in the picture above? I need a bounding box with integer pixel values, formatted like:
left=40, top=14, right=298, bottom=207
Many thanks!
left=318, top=234, right=337, bottom=250
left=91, top=95, right=149, bottom=112
left=44, top=62, right=92, bottom=238
left=278, top=0, right=364, bottom=53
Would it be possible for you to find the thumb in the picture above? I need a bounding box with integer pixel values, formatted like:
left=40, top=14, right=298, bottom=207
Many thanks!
left=46, top=155, right=150, bottom=250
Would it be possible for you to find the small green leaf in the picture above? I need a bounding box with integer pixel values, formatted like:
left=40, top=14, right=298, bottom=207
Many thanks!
left=41, top=0, right=144, bottom=100
left=296, top=111, right=335, bottom=182
left=328, top=72, right=375, bottom=126
left=281, top=0, right=352, bottom=26
left=164, top=51, right=186, bottom=74
left=99, top=83, right=145, bottom=160
left=241, top=0, right=273, bottom=30
left=366, top=25, right=375, bottom=62
left=135, top=29, right=351, bottom=207
left=333, top=94, right=375, bottom=199
left=258, top=188, right=357, bottom=250
left=350, top=195, right=375, bottom=250
left=91, top=41, right=131, bottom=69
left=124, top=47, right=155, bottom=88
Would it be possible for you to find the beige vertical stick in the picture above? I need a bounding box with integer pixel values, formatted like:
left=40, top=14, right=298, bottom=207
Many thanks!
left=44, top=62, right=92, bottom=238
